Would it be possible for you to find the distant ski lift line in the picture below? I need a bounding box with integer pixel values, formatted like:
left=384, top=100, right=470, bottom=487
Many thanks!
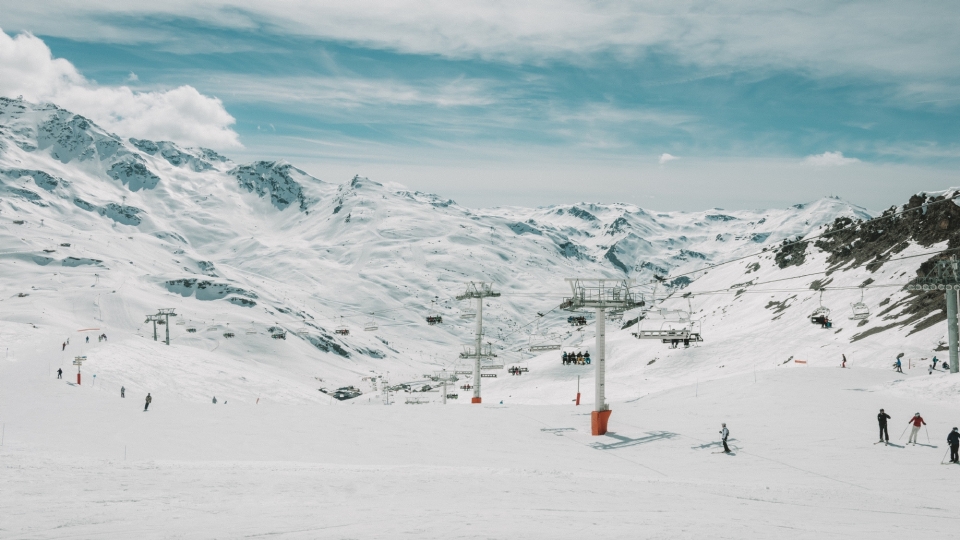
left=659, top=192, right=960, bottom=284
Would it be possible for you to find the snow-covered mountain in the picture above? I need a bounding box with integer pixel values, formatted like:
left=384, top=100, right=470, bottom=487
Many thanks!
left=2, top=96, right=958, bottom=405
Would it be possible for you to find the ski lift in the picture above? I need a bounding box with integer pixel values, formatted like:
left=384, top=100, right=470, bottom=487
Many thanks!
left=567, top=315, right=587, bottom=326
left=560, top=346, right=591, bottom=365
left=632, top=309, right=702, bottom=347
left=426, top=299, right=442, bottom=325
left=810, top=290, right=832, bottom=327
left=528, top=320, right=561, bottom=351
left=850, top=288, right=869, bottom=320
left=459, top=305, right=476, bottom=320
left=335, top=316, right=350, bottom=336
left=364, top=313, right=378, bottom=332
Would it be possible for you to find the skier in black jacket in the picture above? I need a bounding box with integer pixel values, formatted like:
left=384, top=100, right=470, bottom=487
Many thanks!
left=878, top=409, right=891, bottom=443
left=948, top=428, right=960, bottom=463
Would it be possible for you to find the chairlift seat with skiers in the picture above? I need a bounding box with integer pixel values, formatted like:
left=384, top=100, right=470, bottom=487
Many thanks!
left=426, top=315, right=443, bottom=325
left=567, top=316, right=587, bottom=326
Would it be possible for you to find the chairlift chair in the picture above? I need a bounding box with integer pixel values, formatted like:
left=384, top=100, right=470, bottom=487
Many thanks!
left=335, top=316, right=350, bottom=336
left=560, top=346, right=591, bottom=365
left=810, top=290, right=832, bottom=326
left=426, top=299, right=443, bottom=325
left=849, top=288, right=869, bottom=320
left=459, top=306, right=476, bottom=320
left=364, top=313, right=379, bottom=332
left=632, top=312, right=703, bottom=347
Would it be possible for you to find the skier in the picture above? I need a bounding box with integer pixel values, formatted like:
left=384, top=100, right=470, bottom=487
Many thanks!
left=56, top=368, right=62, bottom=379
left=894, top=358, right=903, bottom=373
left=932, top=356, right=939, bottom=370
left=908, top=413, right=926, bottom=444
left=85, top=336, right=89, bottom=343
left=212, top=396, right=217, bottom=404
left=144, top=393, right=152, bottom=411
left=62, top=342, right=66, bottom=351
left=877, top=409, right=891, bottom=443
left=120, top=386, right=125, bottom=398
left=720, top=423, right=731, bottom=453
left=842, top=354, right=847, bottom=368
left=948, top=428, right=959, bottom=463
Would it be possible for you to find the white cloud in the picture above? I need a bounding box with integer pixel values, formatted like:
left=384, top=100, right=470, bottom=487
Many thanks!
left=804, top=151, right=860, bottom=166
left=4, top=1, right=958, bottom=85
left=0, top=29, right=240, bottom=149
left=659, top=153, right=678, bottom=164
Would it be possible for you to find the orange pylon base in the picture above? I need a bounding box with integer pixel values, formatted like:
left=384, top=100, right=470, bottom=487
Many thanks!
left=591, top=410, right=612, bottom=436
left=471, top=397, right=481, bottom=404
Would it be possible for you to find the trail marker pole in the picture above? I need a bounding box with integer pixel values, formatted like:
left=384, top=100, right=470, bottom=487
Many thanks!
left=576, top=375, right=581, bottom=406
left=73, top=356, right=85, bottom=385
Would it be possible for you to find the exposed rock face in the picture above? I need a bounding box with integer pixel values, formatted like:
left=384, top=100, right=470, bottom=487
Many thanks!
left=231, top=161, right=310, bottom=211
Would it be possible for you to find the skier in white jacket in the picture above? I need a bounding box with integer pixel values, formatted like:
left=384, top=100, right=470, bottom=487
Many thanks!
left=720, top=423, right=730, bottom=453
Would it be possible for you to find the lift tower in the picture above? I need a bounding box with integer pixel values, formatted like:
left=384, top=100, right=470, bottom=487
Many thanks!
left=145, top=314, right=162, bottom=342
left=908, top=256, right=960, bottom=373
left=561, top=278, right=643, bottom=435
left=456, top=282, right=500, bottom=403
left=157, top=308, right=177, bottom=345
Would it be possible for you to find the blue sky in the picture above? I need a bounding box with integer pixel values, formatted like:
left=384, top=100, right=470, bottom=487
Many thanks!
left=1, top=1, right=959, bottom=210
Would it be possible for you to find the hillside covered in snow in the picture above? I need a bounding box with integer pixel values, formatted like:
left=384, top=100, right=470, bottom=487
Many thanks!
left=1, top=97, right=959, bottom=406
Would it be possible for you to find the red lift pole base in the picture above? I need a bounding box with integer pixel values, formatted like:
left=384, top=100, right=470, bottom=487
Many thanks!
left=77, top=373, right=81, bottom=385
left=575, top=392, right=581, bottom=406
left=591, top=410, right=612, bottom=436
left=471, top=397, right=481, bottom=404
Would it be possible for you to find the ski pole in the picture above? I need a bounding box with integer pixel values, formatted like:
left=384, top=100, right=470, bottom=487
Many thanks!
left=942, top=448, right=949, bottom=464
left=899, top=425, right=910, bottom=441
left=925, top=426, right=931, bottom=444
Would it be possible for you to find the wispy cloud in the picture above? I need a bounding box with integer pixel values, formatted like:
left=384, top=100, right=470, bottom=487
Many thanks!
left=0, top=29, right=240, bottom=149
left=205, top=74, right=498, bottom=109
left=5, top=1, right=959, bottom=84
left=805, top=151, right=860, bottom=166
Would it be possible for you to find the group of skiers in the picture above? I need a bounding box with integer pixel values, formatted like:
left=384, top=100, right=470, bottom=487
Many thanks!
left=877, top=409, right=959, bottom=462
left=508, top=366, right=525, bottom=376
left=562, top=351, right=591, bottom=365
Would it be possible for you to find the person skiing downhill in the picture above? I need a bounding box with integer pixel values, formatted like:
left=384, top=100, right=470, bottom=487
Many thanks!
left=894, top=358, right=903, bottom=373
left=877, top=409, right=891, bottom=443
left=948, top=428, right=960, bottom=463
left=212, top=396, right=217, bottom=404
left=720, top=423, right=731, bottom=453
left=62, top=342, right=66, bottom=351
left=120, top=386, right=125, bottom=398
left=56, top=368, right=62, bottom=379
left=144, top=393, right=152, bottom=411
left=908, top=413, right=926, bottom=444
left=842, top=354, right=847, bottom=368
left=85, top=336, right=89, bottom=344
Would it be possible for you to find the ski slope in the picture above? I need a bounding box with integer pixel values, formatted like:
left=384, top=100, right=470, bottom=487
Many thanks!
left=2, top=340, right=959, bottom=538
